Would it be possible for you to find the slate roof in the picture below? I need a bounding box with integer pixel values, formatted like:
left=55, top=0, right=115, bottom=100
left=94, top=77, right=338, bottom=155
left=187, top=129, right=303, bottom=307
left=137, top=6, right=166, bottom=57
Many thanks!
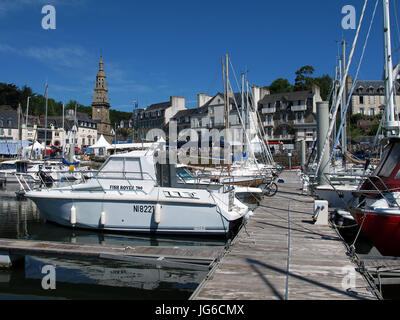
left=353, top=80, right=400, bottom=95
left=145, top=101, right=171, bottom=111
left=259, top=90, right=314, bottom=105
left=0, top=109, right=18, bottom=129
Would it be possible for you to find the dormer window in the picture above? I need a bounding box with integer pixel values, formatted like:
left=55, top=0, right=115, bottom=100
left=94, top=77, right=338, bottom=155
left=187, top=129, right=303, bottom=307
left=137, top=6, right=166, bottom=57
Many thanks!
left=367, top=86, right=374, bottom=94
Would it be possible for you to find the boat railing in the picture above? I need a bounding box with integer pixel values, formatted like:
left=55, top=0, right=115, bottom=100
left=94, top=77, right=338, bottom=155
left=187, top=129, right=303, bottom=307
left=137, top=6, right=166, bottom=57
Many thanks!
left=322, top=172, right=400, bottom=209
left=13, top=172, right=34, bottom=193
left=58, top=170, right=156, bottom=194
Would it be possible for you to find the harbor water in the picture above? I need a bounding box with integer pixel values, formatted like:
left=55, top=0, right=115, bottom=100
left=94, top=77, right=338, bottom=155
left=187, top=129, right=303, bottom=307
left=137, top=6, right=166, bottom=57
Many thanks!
left=0, top=183, right=227, bottom=300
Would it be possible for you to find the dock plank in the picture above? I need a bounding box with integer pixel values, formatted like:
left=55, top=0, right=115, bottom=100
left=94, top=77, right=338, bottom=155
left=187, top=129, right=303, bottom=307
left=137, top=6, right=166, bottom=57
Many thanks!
left=192, top=171, right=378, bottom=300
left=0, top=238, right=222, bottom=265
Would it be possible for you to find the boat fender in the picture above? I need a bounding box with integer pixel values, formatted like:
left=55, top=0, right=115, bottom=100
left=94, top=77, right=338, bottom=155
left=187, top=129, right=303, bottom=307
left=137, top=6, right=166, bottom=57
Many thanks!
left=154, top=204, right=161, bottom=224
left=70, top=206, right=77, bottom=226
left=100, top=211, right=106, bottom=226
left=244, top=210, right=254, bottom=220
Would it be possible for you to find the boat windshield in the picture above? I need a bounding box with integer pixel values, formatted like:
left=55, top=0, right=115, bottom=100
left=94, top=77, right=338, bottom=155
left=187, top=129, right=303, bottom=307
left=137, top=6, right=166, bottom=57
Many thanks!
left=96, top=157, right=144, bottom=179
left=376, top=142, right=400, bottom=178
left=176, top=167, right=195, bottom=181
left=0, top=163, right=16, bottom=170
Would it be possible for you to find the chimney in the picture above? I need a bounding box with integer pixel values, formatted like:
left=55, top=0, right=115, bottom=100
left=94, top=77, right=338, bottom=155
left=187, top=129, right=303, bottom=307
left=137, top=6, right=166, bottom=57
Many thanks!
left=197, top=93, right=213, bottom=108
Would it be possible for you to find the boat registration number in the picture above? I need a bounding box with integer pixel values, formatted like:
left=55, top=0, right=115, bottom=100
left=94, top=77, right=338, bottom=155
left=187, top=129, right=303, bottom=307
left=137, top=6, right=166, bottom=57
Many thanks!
left=133, top=204, right=154, bottom=214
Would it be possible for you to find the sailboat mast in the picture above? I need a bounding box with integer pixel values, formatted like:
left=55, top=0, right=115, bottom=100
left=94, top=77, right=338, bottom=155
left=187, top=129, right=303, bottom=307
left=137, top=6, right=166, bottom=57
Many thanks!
left=241, top=73, right=245, bottom=158
left=246, top=78, right=250, bottom=157
left=225, top=54, right=230, bottom=131
left=44, top=84, right=48, bottom=159
left=383, top=0, right=397, bottom=134
left=341, top=39, right=347, bottom=153
left=25, top=96, right=30, bottom=129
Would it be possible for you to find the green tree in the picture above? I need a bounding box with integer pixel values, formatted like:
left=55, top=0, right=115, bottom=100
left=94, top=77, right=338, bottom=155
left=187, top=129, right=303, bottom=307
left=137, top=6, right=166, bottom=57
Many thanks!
left=294, top=65, right=315, bottom=91
left=313, top=74, right=332, bottom=101
left=269, top=78, right=293, bottom=94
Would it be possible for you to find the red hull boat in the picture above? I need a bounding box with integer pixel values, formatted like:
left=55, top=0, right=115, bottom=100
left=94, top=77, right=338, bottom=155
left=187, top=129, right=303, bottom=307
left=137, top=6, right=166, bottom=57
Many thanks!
left=350, top=208, right=400, bottom=256
left=350, top=138, right=400, bottom=257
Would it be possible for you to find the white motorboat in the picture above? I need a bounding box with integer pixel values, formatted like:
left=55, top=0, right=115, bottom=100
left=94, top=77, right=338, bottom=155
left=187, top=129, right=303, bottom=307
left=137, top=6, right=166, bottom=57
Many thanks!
left=175, top=165, right=263, bottom=199
left=314, top=183, right=359, bottom=209
left=25, top=145, right=250, bottom=236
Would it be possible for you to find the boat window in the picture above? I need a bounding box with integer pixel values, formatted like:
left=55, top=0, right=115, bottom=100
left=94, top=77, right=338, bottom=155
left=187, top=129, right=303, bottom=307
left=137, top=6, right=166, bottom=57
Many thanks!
left=377, top=143, right=400, bottom=178
left=156, top=163, right=171, bottom=187
left=124, top=158, right=143, bottom=179
left=176, top=167, right=195, bottom=181
left=395, top=168, right=400, bottom=180
left=0, top=163, right=16, bottom=170
left=16, top=162, right=28, bottom=173
left=98, top=157, right=124, bottom=178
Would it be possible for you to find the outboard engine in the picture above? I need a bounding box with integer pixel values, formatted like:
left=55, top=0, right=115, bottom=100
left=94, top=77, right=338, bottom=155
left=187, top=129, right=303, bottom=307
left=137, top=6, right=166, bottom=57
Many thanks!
left=38, top=170, right=54, bottom=187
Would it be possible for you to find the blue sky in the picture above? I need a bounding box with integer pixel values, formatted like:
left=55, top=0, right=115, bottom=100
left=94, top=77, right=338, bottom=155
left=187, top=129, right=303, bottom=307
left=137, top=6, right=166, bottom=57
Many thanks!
left=0, top=0, right=399, bottom=112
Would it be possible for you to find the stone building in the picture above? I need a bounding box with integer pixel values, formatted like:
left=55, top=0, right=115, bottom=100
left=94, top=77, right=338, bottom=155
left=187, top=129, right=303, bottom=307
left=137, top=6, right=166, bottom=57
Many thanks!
left=258, top=85, right=322, bottom=151
left=91, top=56, right=113, bottom=142
left=0, top=105, right=20, bottom=140
left=346, top=75, right=400, bottom=116
left=136, top=96, right=186, bottom=141
left=171, top=87, right=266, bottom=143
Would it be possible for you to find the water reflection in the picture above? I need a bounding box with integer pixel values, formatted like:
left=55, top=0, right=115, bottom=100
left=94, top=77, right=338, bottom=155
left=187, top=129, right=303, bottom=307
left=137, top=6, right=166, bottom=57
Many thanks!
left=0, top=255, right=205, bottom=300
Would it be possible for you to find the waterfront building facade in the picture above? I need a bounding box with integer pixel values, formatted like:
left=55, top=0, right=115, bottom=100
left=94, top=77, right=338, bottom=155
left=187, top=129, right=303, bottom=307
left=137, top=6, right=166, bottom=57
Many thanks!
left=258, top=85, right=322, bottom=151
left=346, top=76, right=400, bottom=116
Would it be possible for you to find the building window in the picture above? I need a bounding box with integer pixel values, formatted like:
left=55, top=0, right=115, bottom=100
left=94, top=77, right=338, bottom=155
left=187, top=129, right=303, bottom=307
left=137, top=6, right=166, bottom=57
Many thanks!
left=282, top=128, right=287, bottom=137
left=0, top=120, right=3, bottom=127
left=359, top=96, right=364, bottom=104
left=369, top=96, right=375, bottom=105
left=380, top=96, right=385, bottom=104
left=7, top=129, right=11, bottom=135
left=369, top=108, right=375, bottom=116
left=7, top=120, right=12, bottom=126
left=360, top=108, right=365, bottom=115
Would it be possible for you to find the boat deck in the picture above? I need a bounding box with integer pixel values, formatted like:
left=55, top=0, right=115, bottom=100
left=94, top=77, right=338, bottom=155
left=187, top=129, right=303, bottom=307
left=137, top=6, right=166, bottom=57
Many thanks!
left=191, top=171, right=379, bottom=300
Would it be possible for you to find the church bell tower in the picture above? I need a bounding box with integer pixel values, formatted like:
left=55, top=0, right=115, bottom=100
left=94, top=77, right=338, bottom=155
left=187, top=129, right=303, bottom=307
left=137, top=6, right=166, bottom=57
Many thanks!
left=91, top=56, right=112, bottom=142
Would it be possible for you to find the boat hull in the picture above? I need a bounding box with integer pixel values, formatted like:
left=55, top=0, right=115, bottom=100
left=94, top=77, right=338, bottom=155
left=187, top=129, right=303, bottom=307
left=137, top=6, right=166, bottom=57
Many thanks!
left=29, top=196, right=233, bottom=236
left=314, top=186, right=357, bottom=209
left=350, top=208, right=400, bottom=257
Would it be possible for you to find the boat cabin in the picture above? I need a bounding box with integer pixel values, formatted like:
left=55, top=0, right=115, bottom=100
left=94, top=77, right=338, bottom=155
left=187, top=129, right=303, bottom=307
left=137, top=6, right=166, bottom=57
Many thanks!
left=360, top=137, right=400, bottom=196
left=94, top=151, right=223, bottom=191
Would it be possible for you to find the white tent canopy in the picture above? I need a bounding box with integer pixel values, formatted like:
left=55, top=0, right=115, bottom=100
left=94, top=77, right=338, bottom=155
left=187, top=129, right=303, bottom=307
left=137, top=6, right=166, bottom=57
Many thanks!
left=22, top=141, right=44, bottom=159
left=250, top=136, right=264, bottom=154
left=89, top=135, right=111, bottom=149
left=88, top=135, right=112, bottom=156
left=25, top=141, right=44, bottom=150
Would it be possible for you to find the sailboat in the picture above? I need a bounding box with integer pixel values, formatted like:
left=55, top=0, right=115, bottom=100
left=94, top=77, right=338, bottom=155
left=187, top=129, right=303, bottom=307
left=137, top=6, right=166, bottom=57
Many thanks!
left=349, top=0, right=400, bottom=256
left=195, top=55, right=280, bottom=189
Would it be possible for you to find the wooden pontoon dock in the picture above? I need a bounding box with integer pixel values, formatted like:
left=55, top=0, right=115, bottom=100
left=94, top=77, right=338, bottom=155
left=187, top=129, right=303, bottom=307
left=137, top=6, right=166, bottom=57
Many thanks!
left=191, top=171, right=380, bottom=300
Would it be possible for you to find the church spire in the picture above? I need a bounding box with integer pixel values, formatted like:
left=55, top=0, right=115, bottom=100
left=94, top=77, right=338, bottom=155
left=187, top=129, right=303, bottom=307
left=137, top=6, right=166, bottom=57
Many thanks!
left=93, top=55, right=108, bottom=103
left=99, top=55, right=104, bottom=72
